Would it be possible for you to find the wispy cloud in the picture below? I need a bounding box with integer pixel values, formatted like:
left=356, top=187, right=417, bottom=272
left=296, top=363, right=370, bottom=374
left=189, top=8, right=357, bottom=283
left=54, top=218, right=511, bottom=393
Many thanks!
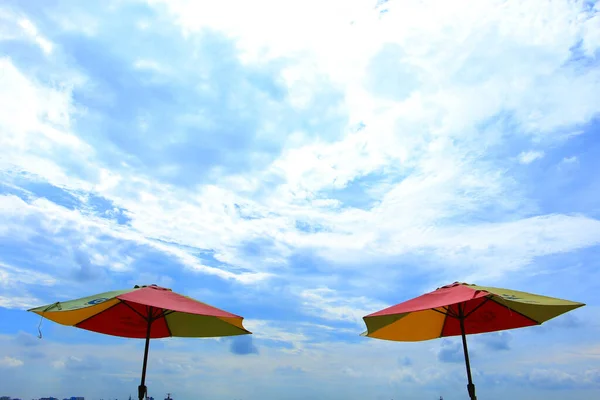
left=299, top=287, right=389, bottom=326
left=519, top=150, right=544, bottom=164
left=1, top=356, right=24, bottom=368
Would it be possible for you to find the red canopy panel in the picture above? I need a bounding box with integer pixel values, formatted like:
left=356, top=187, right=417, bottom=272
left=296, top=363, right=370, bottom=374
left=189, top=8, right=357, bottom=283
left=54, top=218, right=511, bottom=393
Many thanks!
left=441, top=297, right=538, bottom=336
left=117, top=285, right=241, bottom=318
left=367, top=283, right=489, bottom=316
left=77, top=301, right=171, bottom=338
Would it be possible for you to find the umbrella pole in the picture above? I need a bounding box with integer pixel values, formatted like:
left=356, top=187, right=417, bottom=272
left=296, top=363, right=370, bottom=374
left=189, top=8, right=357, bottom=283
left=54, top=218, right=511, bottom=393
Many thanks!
left=459, top=304, right=477, bottom=400
left=139, top=307, right=153, bottom=400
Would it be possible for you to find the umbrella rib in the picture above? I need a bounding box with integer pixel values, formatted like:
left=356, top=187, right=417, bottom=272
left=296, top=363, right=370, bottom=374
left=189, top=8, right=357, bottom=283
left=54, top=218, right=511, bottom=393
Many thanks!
left=431, top=308, right=449, bottom=317
left=149, top=306, right=164, bottom=322
left=160, top=310, right=173, bottom=337
left=489, top=296, right=542, bottom=324
left=74, top=300, right=122, bottom=327
left=148, top=309, right=174, bottom=323
left=439, top=307, right=450, bottom=338
left=445, top=305, right=460, bottom=319
left=463, top=297, right=491, bottom=319
left=122, top=301, right=151, bottom=322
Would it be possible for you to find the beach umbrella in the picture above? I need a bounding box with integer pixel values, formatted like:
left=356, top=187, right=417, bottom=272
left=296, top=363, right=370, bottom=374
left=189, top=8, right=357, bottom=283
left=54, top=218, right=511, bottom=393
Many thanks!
left=29, top=284, right=251, bottom=400
left=362, top=282, right=584, bottom=400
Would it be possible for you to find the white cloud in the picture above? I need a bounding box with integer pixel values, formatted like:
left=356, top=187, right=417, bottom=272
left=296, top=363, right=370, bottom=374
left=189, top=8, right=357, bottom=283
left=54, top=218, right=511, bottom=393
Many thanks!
left=133, top=58, right=161, bottom=69
left=0, top=0, right=598, bottom=290
left=0, top=58, right=93, bottom=191
left=0, top=262, right=57, bottom=288
left=0, top=194, right=270, bottom=285
left=580, top=6, right=600, bottom=57
left=299, top=287, right=389, bottom=325
left=18, top=18, right=54, bottom=54
left=558, top=156, right=580, bottom=170
left=1, top=356, right=24, bottom=368
left=428, top=214, right=600, bottom=280
left=0, top=295, right=41, bottom=309
left=519, top=151, right=545, bottom=164
left=110, top=0, right=600, bottom=282
left=0, top=262, right=56, bottom=309
left=47, top=8, right=100, bottom=37
left=0, top=9, right=54, bottom=54
left=148, top=0, right=600, bottom=135
left=243, top=320, right=309, bottom=346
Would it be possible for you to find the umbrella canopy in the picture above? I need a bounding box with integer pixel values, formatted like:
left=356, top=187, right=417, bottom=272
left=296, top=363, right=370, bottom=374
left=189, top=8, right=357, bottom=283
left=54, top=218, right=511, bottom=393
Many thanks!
left=362, top=282, right=584, bottom=399
left=29, top=284, right=251, bottom=400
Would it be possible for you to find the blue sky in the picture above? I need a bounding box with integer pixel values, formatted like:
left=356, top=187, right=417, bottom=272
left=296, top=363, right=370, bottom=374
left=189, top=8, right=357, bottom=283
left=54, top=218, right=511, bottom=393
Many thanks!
left=0, top=0, right=599, bottom=399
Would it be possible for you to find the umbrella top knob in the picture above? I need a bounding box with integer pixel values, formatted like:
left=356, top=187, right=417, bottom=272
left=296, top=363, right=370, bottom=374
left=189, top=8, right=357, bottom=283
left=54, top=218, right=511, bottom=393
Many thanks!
left=133, top=284, right=172, bottom=291
left=438, top=282, right=463, bottom=289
